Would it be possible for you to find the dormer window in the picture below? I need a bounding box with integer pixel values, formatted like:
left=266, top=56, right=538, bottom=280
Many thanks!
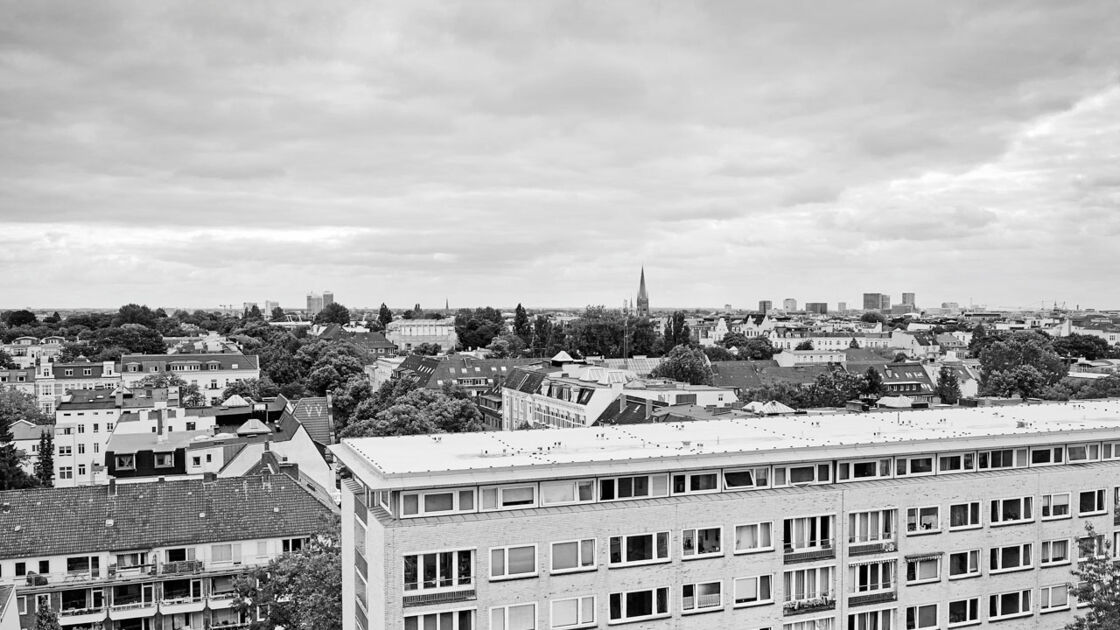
left=83, top=368, right=92, bottom=376
left=115, top=454, right=136, bottom=470
left=64, top=369, right=73, bottom=376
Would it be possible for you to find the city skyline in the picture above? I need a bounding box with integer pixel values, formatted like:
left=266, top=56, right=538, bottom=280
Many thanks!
left=2, top=2, right=1119, bottom=309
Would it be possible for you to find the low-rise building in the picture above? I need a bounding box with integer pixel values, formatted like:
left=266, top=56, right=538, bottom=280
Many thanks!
left=774, top=350, right=845, bottom=367
left=384, top=318, right=459, bottom=353
left=34, top=360, right=121, bottom=414
left=0, top=336, right=64, bottom=369
left=119, top=354, right=260, bottom=406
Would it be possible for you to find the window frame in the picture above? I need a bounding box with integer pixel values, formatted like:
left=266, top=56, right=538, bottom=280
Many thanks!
left=947, top=549, right=981, bottom=580
left=772, top=462, right=832, bottom=487
left=597, top=474, right=669, bottom=503
left=937, top=451, right=975, bottom=474
left=990, top=496, right=1033, bottom=526
left=836, top=458, right=892, bottom=483
left=1029, top=446, right=1063, bottom=466
left=1040, top=583, right=1070, bottom=613
left=480, top=484, right=537, bottom=512
left=722, top=466, right=770, bottom=491
left=905, top=506, right=940, bottom=535
left=947, top=597, right=980, bottom=628
left=539, top=479, right=595, bottom=506
left=401, top=488, right=477, bottom=518
left=732, top=574, right=773, bottom=608
left=989, top=543, right=1033, bottom=574
left=607, top=531, right=670, bottom=567
left=489, top=544, right=538, bottom=581
left=403, top=548, right=475, bottom=593
left=607, top=586, right=670, bottom=625
left=671, top=470, right=720, bottom=496
left=680, top=580, right=723, bottom=614
left=681, top=526, right=723, bottom=560
left=905, top=556, right=941, bottom=586
left=905, top=603, right=938, bottom=630
left=1042, top=492, right=1071, bottom=520
left=895, top=454, right=935, bottom=478
left=948, top=502, right=981, bottom=531
left=550, top=595, right=596, bottom=630
left=1078, top=489, right=1107, bottom=516
left=734, top=521, right=774, bottom=554
left=1066, top=443, right=1100, bottom=463
left=988, top=589, right=1031, bottom=621
left=549, top=539, right=596, bottom=575
left=490, top=603, right=538, bottom=630
left=1041, top=538, right=1070, bottom=567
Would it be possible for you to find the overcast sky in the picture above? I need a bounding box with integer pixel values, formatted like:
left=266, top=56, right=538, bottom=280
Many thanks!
left=2, top=1, right=1119, bottom=312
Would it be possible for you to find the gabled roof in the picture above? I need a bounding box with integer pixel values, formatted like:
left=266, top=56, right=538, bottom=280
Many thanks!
left=120, top=353, right=260, bottom=371
left=287, top=397, right=333, bottom=446
left=236, top=418, right=272, bottom=436
left=0, top=475, right=334, bottom=560
left=504, top=367, right=548, bottom=394
left=9, top=419, right=49, bottom=441
left=593, top=395, right=669, bottom=426
left=223, top=394, right=252, bottom=408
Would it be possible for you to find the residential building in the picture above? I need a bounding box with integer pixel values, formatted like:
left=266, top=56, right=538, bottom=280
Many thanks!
left=0, top=369, right=36, bottom=398
left=10, top=420, right=49, bottom=477
left=783, top=299, right=798, bottom=312
left=759, top=301, right=772, bottom=314
left=393, top=355, right=541, bottom=399
left=264, top=300, right=279, bottom=314
left=805, top=303, right=828, bottom=315
left=0, top=585, right=15, bottom=630
left=323, top=291, right=335, bottom=308
left=0, top=475, right=336, bottom=630
left=119, top=354, right=260, bottom=406
left=710, top=361, right=832, bottom=398
left=384, top=318, right=459, bottom=353
left=0, top=336, right=64, bottom=369
left=774, top=350, right=845, bottom=368
left=335, top=400, right=1120, bottom=630
left=34, top=360, right=122, bottom=414
left=889, top=331, right=941, bottom=362
left=837, top=302, right=847, bottom=313
left=636, top=268, right=650, bottom=318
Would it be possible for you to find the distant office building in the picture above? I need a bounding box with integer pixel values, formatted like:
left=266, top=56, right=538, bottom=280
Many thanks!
left=264, top=300, right=279, bottom=313
left=880, top=294, right=892, bottom=311
left=636, top=268, right=650, bottom=318
left=902, top=293, right=916, bottom=308
left=758, top=300, right=772, bottom=314
left=323, top=291, right=335, bottom=307
left=837, top=302, right=847, bottom=313
left=942, top=302, right=960, bottom=310
left=806, top=302, right=828, bottom=315
left=242, top=302, right=258, bottom=311
left=862, top=293, right=881, bottom=310
left=783, top=299, right=797, bottom=311
left=307, top=293, right=324, bottom=317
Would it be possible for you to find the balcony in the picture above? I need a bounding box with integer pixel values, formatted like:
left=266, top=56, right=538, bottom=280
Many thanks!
left=108, top=601, right=158, bottom=620
left=210, top=622, right=249, bottom=630
left=683, top=593, right=722, bottom=611
left=849, top=587, right=897, bottom=608
left=848, top=538, right=897, bottom=557
left=402, top=588, right=477, bottom=608
left=108, top=564, right=156, bottom=579
left=783, top=596, right=836, bottom=617
left=58, top=606, right=108, bottom=626
left=208, top=592, right=240, bottom=609
left=161, top=560, right=205, bottom=576
left=783, top=539, right=836, bottom=564
left=160, top=595, right=207, bottom=615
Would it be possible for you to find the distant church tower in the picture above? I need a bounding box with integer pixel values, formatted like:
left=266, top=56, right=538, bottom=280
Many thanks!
left=636, top=267, right=650, bottom=318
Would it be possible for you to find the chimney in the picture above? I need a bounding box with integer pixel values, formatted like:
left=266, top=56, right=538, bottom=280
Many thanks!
left=108, top=479, right=117, bottom=497
left=156, top=411, right=166, bottom=442
left=618, top=396, right=626, bottom=414
left=1, top=502, right=10, bottom=514
left=203, top=472, right=217, bottom=483
left=645, top=398, right=652, bottom=419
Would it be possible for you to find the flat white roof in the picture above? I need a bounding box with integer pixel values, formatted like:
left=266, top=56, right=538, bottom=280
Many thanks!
left=332, top=399, right=1120, bottom=488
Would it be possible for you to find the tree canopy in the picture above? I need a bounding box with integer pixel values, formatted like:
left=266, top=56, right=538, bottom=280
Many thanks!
left=650, top=345, right=713, bottom=386
left=314, top=302, right=351, bottom=326
left=979, top=331, right=1067, bottom=397
left=342, top=385, right=484, bottom=438
left=935, top=366, right=962, bottom=404
left=1067, top=523, right=1120, bottom=629
left=454, top=307, right=504, bottom=350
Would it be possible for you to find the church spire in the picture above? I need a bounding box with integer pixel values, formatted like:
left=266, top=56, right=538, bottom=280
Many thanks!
left=636, top=267, right=649, bottom=318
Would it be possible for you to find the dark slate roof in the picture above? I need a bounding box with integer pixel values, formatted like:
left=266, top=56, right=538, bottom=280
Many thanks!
left=427, top=358, right=541, bottom=388
left=0, top=475, right=335, bottom=560
left=287, top=397, right=333, bottom=445
left=57, top=388, right=172, bottom=410
left=119, top=353, right=260, bottom=372
left=594, top=395, right=669, bottom=426
left=347, top=331, right=397, bottom=350
left=504, top=367, right=548, bottom=394
left=710, top=360, right=831, bottom=390
left=9, top=420, right=49, bottom=441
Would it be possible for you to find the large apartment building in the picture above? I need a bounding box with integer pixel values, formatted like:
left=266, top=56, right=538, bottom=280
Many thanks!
left=0, top=475, right=336, bottom=630
left=333, top=400, right=1120, bottom=630
left=119, top=354, right=260, bottom=406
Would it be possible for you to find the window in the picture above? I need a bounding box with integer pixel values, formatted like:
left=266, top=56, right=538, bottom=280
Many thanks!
left=773, top=463, right=831, bottom=486
left=58, top=446, right=72, bottom=456
left=682, top=581, right=722, bottom=613
left=551, top=539, right=595, bottom=574
left=38, top=560, right=49, bottom=574
left=608, top=532, right=669, bottom=566
left=608, top=587, right=669, bottom=623
left=989, top=543, right=1032, bottom=573
left=723, top=466, right=770, bottom=490
left=211, top=543, right=241, bottom=564
left=735, top=522, right=774, bottom=553
left=672, top=471, right=719, bottom=494
left=551, top=596, right=595, bottom=629
left=154, top=453, right=174, bottom=468
left=186, top=422, right=196, bottom=431
left=78, top=464, right=86, bottom=476
left=896, top=455, right=934, bottom=477
left=17, top=597, right=26, bottom=615
left=77, top=424, right=85, bottom=434
left=848, top=609, right=893, bottom=630
left=1041, top=537, right=1070, bottom=567
left=938, top=452, right=974, bottom=473
left=77, top=443, right=86, bottom=455
left=1030, top=446, right=1063, bottom=465
left=1040, top=584, right=1069, bottom=612
left=115, top=454, right=135, bottom=470
left=977, top=449, right=1016, bottom=470
left=59, top=466, right=73, bottom=479
left=94, top=443, right=99, bottom=453
left=1042, top=493, right=1071, bottom=519
left=851, top=560, right=894, bottom=593
left=480, top=484, right=536, bottom=511
left=490, top=545, right=537, bottom=580
left=282, top=538, right=306, bottom=553
left=1067, top=443, right=1100, bottom=463
left=192, top=456, right=201, bottom=467
left=490, top=603, right=536, bottom=630
left=948, top=598, right=979, bottom=627
left=15, top=562, right=26, bottom=576
left=401, top=489, right=476, bottom=517
left=733, top=575, right=773, bottom=606
left=93, top=423, right=99, bottom=433
left=948, top=502, right=980, bottom=530
left=905, top=555, right=940, bottom=584
left=598, top=474, right=669, bottom=502
left=1079, top=489, right=1106, bottom=515
left=948, top=550, right=980, bottom=579
left=403, top=550, right=473, bottom=592
left=783, top=515, right=834, bottom=551
left=784, top=566, right=833, bottom=602
left=837, top=458, right=892, bottom=481
left=682, top=527, right=722, bottom=558
left=988, top=590, right=1031, bottom=620
left=906, top=506, right=939, bottom=533
left=1078, top=534, right=1105, bottom=562
left=906, top=604, right=937, bottom=629
left=990, top=497, right=1033, bottom=525
left=539, top=479, right=594, bottom=506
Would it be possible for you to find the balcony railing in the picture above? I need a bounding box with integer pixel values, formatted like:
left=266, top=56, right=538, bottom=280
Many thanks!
left=60, top=606, right=106, bottom=617
left=109, top=564, right=157, bottom=578
left=402, top=588, right=477, bottom=608
left=783, top=539, right=836, bottom=564
left=849, top=588, right=898, bottom=607
left=848, top=540, right=897, bottom=557
left=111, top=601, right=156, bottom=611
left=161, top=560, right=206, bottom=575
left=783, top=596, right=836, bottom=617
left=161, top=595, right=206, bottom=606
left=683, top=593, right=722, bottom=610
left=210, top=622, right=249, bottom=630
left=209, top=592, right=239, bottom=601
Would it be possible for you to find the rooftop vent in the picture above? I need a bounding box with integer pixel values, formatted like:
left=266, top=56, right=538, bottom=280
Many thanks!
left=1, top=502, right=9, bottom=514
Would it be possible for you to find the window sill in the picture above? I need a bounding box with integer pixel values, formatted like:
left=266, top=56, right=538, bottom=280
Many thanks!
left=905, top=578, right=941, bottom=587
left=734, top=600, right=774, bottom=609
left=1040, top=560, right=1071, bottom=568
left=989, top=566, right=1033, bottom=575
left=906, top=529, right=942, bottom=536
left=734, top=548, right=775, bottom=556
left=682, top=552, right=724, bottom=561
left=991, top=520, right=1034, bottom=528
left=947, top=621, right=981, bottom=629
left=989, top=612, right=1032, bottom=622
left=550, top=567, right=597, bottom=576
left=948, top=525, right=981, bottom=532
left=1042, top=514, right=1071, bottom=521
left=1078, top=511, right=1107, bottom=518
left=607, top=559, right=671, bottom=569
left=488, top=573, right=538, bottom=583
left=948, top=573, right=981, bottom=581
left=1040, top=606, right=1071, bottom=614
left=607, top=613, right=670, bottom=625
left=681, top=605, right=724, bottom=615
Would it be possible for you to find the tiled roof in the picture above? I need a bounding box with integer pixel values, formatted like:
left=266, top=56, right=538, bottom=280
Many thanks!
left=504, top=367, right=548, bottom=394
left=0, top=475, right=335, bottom=560
left=119, top=353, right=260, bottom=372
left=287, top=397, right=333, bottom=445
left=594, top=395, right=669, bottom=426
left=10, top=420, right=49, bottom=441
left=57, top=387, right=172, bottom=410
left=711, top=361, right=826, bottom=390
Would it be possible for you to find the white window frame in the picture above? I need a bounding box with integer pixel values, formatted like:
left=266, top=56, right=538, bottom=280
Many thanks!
left=1041, top=538, right=1070, bottom=566
left=906, top=506, right=939, bottom=534
left=988, top=589, right=1031, bottom=621
left=976, top=448, right=1016, bottom=470
left=681, top=580, right=723, bottom=614
left=597, top=474, right=669, bottom=502
left=905, top=604, right=938, bottom=629
left=1078, top=489, right=1106, bottom=516
left=682, top=526, right=722, bottom=559
left=1067, top=443, right=1100, bottom=463
left=895, top=454, right=935, bottom=477
left=848, top=509, right=896, bottom=545
left=773, top=462, right=831, bottom=487
left=905, top=556, right=940, bottom=585
left=550, top=539, right=595, bottom=575
left=783, top=514, right=835, bottom=552
left=948, top=549, right=980, bottom=580
left=489, top=544, right=538, bottom=581
left=734, top=522, right=774, bottom=554
left=1042, top=492, right=1071, bottom=520
left=403, top=548, right=474, bottom=593
left=671, top=470, right=720, bottom=495
left=732, top=574, right=773, bottom=608
left=937, top=451, right=975, bottom=474
left=1040, top=584, right=1070, bottom=613
left=783, top=565, right=834, bottom=604
left=990, top=496, right=1033, bottom=526
left=607, top=586, right=669, bottom=624
left=490, top=603, right=537, bottom=630
left=722, top=466, right=770, bottom=491
left=1029, top=446, right=1063, bottom=466
left=1078, top=534, right=1105, bottom=562
left=850, top=559, right=895, bottom=594
left=989, top=543, right=1032, bottom=574
left=480, top=484, right=537, bottom=512
left=948, top=502, right=981, bottom=530
left=836, top=458, right=892, bottom=482
left=848, top=608, right=893, bottom=630
left=608, top=531, right=670, bottom=567
left=947, top=597, right=979, bottom=628
left=1103, top=442, right=1120, bottom=460
left=539, top=479, right=595, bottom=506
left=401, top=488, right=477, bottom=518
left=550, top=596, right=595, bottom=629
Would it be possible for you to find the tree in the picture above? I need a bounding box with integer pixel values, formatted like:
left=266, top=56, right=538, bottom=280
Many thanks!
left=331, top=375, right=374, bottom=434
left=860, top=312, right=886, bottom=324
left=247, top=304, right=263, bottom=321
left=980, top=331, right=1067, bottom=396
left=1067, top=523, right=1120, bottom=629
left=412, top=343, right=442, bottom=356
left=314, top=302, right=351, bottom=326
left=234, top=514, right=341, bottom=630
left=985, top=365, right=1047, bottom=398
left=4, top=309, right=38, bottom=327
left=650, top=345, right=713, bottom=386
left=862, top=367, right=884, bottom=397
left=43, top=311, right=61, bottom=325
left=664, top=311, right=691, bottom=348
left=0, top=349, right=17, bottom=369
left=0, top=390, right=39, bottom=490
left=935, top=366, right=962, bottom=404
left=270, top=306, right=286, bottom=322
left=34, top=430, right=53, bottom=487
left=34, top=606, right=62, bottom=630
left=703, top=346, right=735, bottom=362
left=454, top=307, right=505, bottom=350
left=513, top=303, right=532, bottom=345
left=222, top=377, right=281, bottom=402
left=849, top=338, right=861, bottom=349
left=810, top=367, right=865, bottom=407
left=795, top=340, right=814, bottom=351
left=892, top=352, right=909, bottom=363
left=968, top=324, right=992, bottom=358
left=342, top=388, right=484, bottom=438
left=1054, top=334, right=1118, bottom=361
left=486, top=333, right=525, bottom=359
left=741, top=337, right=776, bottom=360
left=377, top=303, right=394, bottom=328
left=531, top=316, right=555, bottom=356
